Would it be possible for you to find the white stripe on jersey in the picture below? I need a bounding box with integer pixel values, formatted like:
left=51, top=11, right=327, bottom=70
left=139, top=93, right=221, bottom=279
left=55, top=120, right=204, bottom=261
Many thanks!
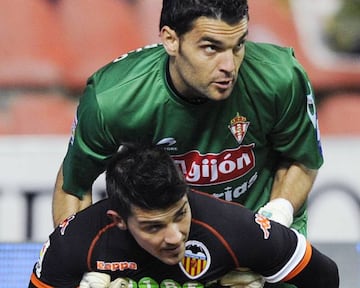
left=264, top=229, right=307, bottom=283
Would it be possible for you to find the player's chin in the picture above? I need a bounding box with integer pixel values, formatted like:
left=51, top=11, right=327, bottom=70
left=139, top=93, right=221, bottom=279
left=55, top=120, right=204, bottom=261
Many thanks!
left=162, top=257, right=183, bottom=266
left=159, top=249, right=185, bottom=265
left=208, top=87, right=233, bottom=101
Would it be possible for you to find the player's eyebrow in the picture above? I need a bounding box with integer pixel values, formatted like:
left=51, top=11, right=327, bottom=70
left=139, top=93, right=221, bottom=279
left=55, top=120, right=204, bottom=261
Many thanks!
left=239, top=30, right=249, bottom=42
left=200, top=30, right=248, bottom=46
left=174, top=201, right=189, bottom=217
left=137, top=201, right=188, bottom=226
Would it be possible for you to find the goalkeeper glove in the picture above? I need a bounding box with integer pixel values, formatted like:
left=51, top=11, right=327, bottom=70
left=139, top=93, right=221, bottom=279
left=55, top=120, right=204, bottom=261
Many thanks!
left=218, top=268, right=265, bottom=288
left=79, top=272, right=111, bottom=288
left=258, top=198, right=293, bottom=227
left=109, top=277, right=129, bottom=288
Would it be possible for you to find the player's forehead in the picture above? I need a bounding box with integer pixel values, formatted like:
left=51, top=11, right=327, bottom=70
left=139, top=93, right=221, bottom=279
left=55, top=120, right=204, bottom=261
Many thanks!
left=186, top=16, right=248, bottom=42
left=130, top=196, right=189, bottom=224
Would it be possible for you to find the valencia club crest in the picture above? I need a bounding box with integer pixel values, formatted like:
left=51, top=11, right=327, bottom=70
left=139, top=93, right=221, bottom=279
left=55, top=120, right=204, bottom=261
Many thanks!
left=179, top=240, right=211, bottom=279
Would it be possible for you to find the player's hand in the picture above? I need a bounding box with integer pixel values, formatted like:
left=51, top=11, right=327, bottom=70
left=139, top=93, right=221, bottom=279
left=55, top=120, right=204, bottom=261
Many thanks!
left=258, top=198, right=293, bottom=227
left=218, top=268, right=265, bottom=288
left=79, top=272, right=111, bottom=288
left=109, top=277, right=129, bottom=288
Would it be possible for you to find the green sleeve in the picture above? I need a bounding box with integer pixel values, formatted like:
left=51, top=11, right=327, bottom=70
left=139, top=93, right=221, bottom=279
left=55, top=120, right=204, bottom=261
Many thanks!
left=62, top=77, right=118, bottom=198
left=270, top=49, right=323, bottom=169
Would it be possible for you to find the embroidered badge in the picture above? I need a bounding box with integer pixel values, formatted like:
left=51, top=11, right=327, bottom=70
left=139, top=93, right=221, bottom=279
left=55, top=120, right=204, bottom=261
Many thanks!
left=228, top=113, right=250, bottom=144
left=69, top=114, right=78, bottom=146
left=255, top=213, right=271, bottom=239
left=35, top=239, right=50, bottom=278
left=179, top=240, right=211, bottom=279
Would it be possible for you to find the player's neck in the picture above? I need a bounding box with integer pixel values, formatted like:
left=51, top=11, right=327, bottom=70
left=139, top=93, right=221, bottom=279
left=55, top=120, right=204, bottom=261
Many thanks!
left=166, top=60, right=208, bottom=105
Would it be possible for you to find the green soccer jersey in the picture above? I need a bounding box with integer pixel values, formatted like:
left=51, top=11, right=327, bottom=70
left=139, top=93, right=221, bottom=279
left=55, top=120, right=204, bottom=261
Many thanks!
left=63, top=42, right=323, bottom=233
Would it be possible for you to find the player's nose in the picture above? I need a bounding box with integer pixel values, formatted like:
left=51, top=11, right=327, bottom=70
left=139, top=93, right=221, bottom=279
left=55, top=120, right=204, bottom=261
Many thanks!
left=218, top=50, right=236, bottom=73
left=164, top=223, right=183, bottom=244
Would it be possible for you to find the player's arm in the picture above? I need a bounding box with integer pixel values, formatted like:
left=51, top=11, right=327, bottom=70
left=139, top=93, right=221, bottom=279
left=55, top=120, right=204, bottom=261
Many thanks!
left=52, top=164, right=92, bottom=227
left=271, top=161, right=317, bottom=213
left=28, top=236, right=81, bottom=287
left=52, top=80, right=117, bottom=227
left=216, top=223, right=338, bottom=288
left=217, top=242, right=339, bottom=288
left=260, top=58, right=322, bottom=227
left=245, top=216, right=338, bottom=287
left=260, top=220, right=339, bottom=287
left=286, top=244, right=339, bottom=288
left=259, top=226, right=339, bottom=287
left=258, top=161, right=318, bottom=227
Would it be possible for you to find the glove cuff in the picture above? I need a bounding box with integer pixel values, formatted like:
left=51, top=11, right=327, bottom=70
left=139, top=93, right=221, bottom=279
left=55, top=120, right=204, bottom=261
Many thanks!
left=258, top=198, right=294, bottom=227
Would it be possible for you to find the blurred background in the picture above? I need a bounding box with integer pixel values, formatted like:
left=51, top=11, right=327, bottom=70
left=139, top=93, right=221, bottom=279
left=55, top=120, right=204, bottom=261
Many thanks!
left=0, top=0, right=359, bottom=287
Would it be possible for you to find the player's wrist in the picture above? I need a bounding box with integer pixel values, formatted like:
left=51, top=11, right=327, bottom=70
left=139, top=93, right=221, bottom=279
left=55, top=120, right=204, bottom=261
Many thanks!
left=258, top=198, right=294, bottom=227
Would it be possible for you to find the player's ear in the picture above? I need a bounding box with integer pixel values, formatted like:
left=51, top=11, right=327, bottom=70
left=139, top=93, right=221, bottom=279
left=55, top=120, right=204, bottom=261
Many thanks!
left=160, top=25, right=179, bottom=56
left=106, top=210, right=127, bottom=230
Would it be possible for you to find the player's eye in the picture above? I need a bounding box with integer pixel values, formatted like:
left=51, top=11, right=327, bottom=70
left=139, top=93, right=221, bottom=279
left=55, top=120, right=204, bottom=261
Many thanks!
left=143, top=224, right=164, bottom=234
left=204, top=45, right=217, bottom=54
left=175, top=208, right=188, bottom=222
left=234, top=41, right=245, bottom=53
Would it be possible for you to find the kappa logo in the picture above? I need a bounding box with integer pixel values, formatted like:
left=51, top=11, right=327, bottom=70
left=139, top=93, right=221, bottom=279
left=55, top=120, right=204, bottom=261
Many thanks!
left=179, top=240, right=211, bottom=279
left=228, top=113, right=250, bottom=145
left=59, top=214, right=75, bottom=236
left=255, top=214, right=271, bottom=239
left=97, top=261, right=138, bottom=271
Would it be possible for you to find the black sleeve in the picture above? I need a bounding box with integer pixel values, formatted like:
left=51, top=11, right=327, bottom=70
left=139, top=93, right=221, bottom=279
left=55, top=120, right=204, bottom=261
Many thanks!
left=188, top=190, right=339, bottom=287
left=27, top=219, right=91, bottom=287
left=287, top=246, right=339, bottom=288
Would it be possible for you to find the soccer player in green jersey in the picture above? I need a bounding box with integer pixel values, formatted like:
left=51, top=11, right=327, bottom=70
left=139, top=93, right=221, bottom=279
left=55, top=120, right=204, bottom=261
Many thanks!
left=53, top=1, right=323, bottom=286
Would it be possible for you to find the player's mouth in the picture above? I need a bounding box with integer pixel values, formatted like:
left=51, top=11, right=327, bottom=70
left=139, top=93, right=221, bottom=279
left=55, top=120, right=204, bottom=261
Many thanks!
left=162, top=244, right=184, bottom=256
left=214, top=79, right=234, bottom=90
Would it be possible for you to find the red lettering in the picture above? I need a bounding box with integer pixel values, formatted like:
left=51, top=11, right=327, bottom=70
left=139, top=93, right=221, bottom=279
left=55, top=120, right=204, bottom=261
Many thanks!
left=96, top=261, right=138, bottom=271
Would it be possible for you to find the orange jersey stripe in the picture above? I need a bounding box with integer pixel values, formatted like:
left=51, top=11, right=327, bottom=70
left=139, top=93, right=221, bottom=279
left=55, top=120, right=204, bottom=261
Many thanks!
left=283, top=241, right=313, bottom=281
left=30, top=273, right=54, bottom=288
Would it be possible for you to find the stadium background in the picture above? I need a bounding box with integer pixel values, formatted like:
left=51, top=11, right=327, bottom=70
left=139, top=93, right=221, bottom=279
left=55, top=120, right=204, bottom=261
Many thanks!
left=0, top=0, right=359, bottom=287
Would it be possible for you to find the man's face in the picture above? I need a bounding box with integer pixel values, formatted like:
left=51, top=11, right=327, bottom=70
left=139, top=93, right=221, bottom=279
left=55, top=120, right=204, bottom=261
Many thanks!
left=166, top=16, right=248, bottom=101
left=126, top=196, right=191, bottom=265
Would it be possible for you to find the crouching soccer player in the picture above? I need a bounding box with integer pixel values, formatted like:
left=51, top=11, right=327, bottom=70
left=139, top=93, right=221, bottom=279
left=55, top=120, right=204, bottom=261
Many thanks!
left=29, top=143, right=339, bottom=288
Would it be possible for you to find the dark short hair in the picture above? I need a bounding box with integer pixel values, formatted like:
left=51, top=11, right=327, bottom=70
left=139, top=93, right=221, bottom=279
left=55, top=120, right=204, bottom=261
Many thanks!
left=159, top=0, right=249, bottom=36
left=106, top=143, right=189, bottom=220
